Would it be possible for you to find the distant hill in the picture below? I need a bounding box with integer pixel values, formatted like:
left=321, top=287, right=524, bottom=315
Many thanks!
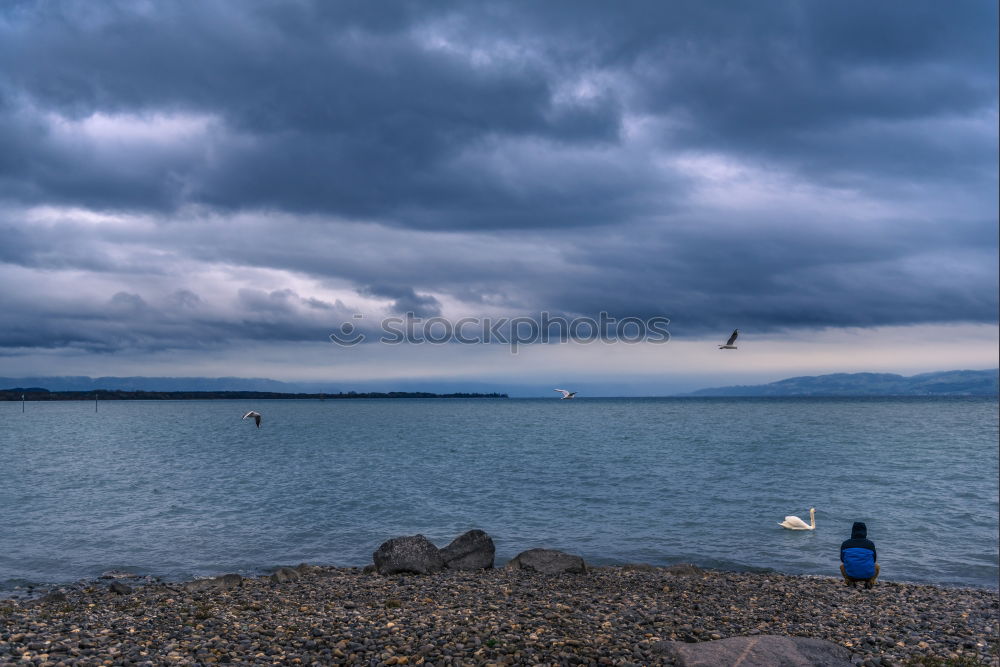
left=685, top=369, right=998, bottom=397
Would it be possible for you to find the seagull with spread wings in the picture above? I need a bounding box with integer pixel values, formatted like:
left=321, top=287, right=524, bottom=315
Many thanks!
left=554, top=389, right=577, bottom=399
left=242, top=411, right=262, bottom=428
left=719, top=329, right=739, bottom=349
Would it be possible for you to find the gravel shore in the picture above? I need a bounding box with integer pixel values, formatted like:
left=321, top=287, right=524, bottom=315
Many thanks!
left=1, top=565, right=996, bottom=666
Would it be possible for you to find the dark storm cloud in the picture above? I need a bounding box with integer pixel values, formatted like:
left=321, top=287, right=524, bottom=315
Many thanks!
left=108, top=291, right=147, bottom=312
left=0, top=0, right=624, bottom=224
left=0, top=280, right=357, bottom=353
left=4, top=0, right=989, bottom=224
left=167, top=290, right=202, bottom=309
left=542, top=220, right=998, bottom=334
left=0, top=1, right=995, bottom=355
left=361, top=285, right=442, bottom=318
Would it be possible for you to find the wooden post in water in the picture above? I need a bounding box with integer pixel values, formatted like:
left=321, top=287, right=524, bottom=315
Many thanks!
left=22, top=393, right=25, bottom=412
left=95, top=392, right=98, bottom=412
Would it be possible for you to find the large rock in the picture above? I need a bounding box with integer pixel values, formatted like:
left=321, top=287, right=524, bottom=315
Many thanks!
left=372, top=534, right=445, bottom=575
left=505, top=548, right=586, bottom=574
left=654, top=635, right=853, bottom=666
left=440, top=529, right=495, bottom=570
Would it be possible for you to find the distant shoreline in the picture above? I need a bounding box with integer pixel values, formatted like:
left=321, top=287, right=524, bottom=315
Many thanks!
left=0, top=389, right=508, bottom=401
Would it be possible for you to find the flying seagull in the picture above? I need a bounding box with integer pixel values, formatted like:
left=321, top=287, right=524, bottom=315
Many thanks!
left=242, top=411, right=262, bottom=428
left=554, top=389, right=577, bottom=399
left=719, top=329, right=739, bottom=349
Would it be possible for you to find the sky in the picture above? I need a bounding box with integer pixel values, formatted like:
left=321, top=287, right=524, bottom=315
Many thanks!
left=0, top=1, right=997, bottom=395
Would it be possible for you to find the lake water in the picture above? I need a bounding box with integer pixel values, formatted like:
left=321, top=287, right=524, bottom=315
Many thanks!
left=1, top=397, right=996, bottom=593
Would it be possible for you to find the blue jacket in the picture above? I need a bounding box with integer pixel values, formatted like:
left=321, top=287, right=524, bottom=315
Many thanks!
left=840, top=522, right=877, bottom=579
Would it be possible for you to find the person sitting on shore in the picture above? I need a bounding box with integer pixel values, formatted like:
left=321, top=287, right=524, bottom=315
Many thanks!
left=840, top=521, right=879, bottom=588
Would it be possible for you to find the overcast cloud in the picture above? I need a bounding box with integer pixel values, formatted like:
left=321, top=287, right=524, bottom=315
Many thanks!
left=0, top=1, right=996, bottom=388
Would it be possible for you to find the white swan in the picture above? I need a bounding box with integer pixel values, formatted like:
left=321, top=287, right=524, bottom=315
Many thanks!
left=779, top=507, right=815, bottom=530
left=242, top=411, right=262, bottom=428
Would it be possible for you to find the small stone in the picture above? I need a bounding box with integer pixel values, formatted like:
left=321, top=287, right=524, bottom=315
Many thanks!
left=270, top=567, right=300, bottom=584
left=505, top=548, right=586, bottom=574
left=182, top=574, right=243, bottom=593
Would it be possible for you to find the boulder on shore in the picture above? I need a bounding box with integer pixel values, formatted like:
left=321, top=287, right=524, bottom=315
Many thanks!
left=505, top=548, right=586, bottom=574
left=440, top=529, right=495, bottom=570
left=372, top=534, right=445, bottom=575
left=654, top=635, right=854, bottom=666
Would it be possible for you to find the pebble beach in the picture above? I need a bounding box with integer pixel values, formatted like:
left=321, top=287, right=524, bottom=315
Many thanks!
left=1, top=565, right=996, bottom=666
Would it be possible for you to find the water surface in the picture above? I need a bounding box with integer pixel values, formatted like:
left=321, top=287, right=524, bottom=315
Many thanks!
left=1, top=397, right=996, bottom=592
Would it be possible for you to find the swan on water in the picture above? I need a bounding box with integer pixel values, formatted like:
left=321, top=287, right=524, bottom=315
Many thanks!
left=242, top=411, right=262, bottom=428
left=779, top=507, right=815, bottom=530
left=554, top=389, right=577, bottom=399
left=719, top=329, right=739, bottom=349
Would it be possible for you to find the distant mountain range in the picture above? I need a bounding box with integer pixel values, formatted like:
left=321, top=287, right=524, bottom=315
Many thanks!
left=685, top=369, right=998, bottom=397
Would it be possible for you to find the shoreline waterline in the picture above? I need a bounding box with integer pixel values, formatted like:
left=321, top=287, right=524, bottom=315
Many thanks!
left=4, top=556, right=999, bottom=601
